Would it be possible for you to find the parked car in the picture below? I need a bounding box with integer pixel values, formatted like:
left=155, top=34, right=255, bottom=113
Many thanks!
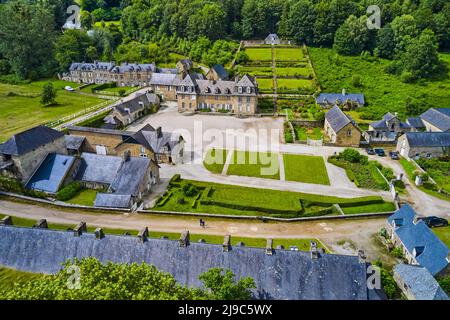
left=374, top=148, right=386, bottom=156
left=418, top=216, right=449, bottom=228
left=366, top=148, right=375, bottom=155
left=389, top=151, right=399, bottom=160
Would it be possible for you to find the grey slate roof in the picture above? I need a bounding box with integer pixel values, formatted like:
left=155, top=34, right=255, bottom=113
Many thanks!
left=0, top=126, right=64, bottom=156
left=109, top=157, right=150, bottom=196
left=111, top=63, right=156, bottom=73
left=0, top=225, right=382, bottom=300
left=404, top=132, right=450, bottom=148
left=67, top=126, right=133, bottom=138
left=64, top=135, right=85, bottom=151
left=125, top=126, right=181, bottom=154
left=112, top=92, right=159, bottom=117
left=316, top=93, right=365, bottom=105
left=370, top=113, right=410, bottom=130
left=394, top=264, right=448, bottom=300
left=325, top=105, right=354, bottom=133
left=236, top=74, right=257, bottom=87
left=388, top=205, right=449, bottom=276
left=407, top=117, right=425, bottom=129
left=94, top=193, right=131, bottom=208
left=210, top=64, right=229, bottom=80
left=149, top=73, right=180, bottom=86
left=420, top=108, right=450, bottom=131
left=76, top=153, right=123, bottom=185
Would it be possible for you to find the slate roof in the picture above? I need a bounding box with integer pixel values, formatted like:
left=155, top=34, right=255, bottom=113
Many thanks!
left=0, top=126, right=64, bottom=156
left=325, top=105, right=355, bottom=133
left=112, top=93, right=159, bottom=117
left=370, top=113, right=410, bottom=130
left=407, top=117, right=425, bottom=129
left=195, top=79, right=235, bottom=95
left=236, top=74, right=257, bottom=88
left=125, top=126, right=182, bottom=154
left=76, top=153, right=123, bottom=185
left=404, top=132, right=450, bottom=148
left=109, top=157, right=150, bottom=196
left=111, top=63, right=156, bottom=73
left=149, top=73, right=180, bottom=86
left=316, top=93, right=365, bottom=105
left=210, top=64, right=229, bottom=80
left=25, top=154, right=75, bottom=193
left=67, top=126, right=133, bottom=138
left=0, top=225, right=383, bottom=300
left=420, top=108, right=450, bottom=131
left=394, top=264, right=449, bottom=300
left=94, top=193, right=131, bottom=208
left=388, top=204, right=449, bottom=276
left=64, top=135, right=85, bottom=151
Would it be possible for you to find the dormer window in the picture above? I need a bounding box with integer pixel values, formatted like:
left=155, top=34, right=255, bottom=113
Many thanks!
left=181, top=85, right=185, bottom=92
left=226, top=88, right=231, bottom=94
left=215, top=87, right=220, bottom=94
left=246, top=87, right=251, bottom=94
left=205, top=87, right=210, bottom=93
left=238, top=86, right=243, bottom=93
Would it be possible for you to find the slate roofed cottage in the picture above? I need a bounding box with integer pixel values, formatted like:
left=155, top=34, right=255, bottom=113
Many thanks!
left=396, top=132, right=450, bottom=159
left=324, top=105, right=361, bottom=147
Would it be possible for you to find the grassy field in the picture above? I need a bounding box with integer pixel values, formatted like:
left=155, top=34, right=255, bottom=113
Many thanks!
left=255, top=78, right=274, bottom=92
left=66, top=189, right=97, bottom=206
left=245, top=48, right=272, bottom=61
left=0, top=267, right=44, bottom=292
left=227, top=150, right=280, bottom=180
left=433, top=226, right=450, bottom=247
left=275, top=47, right=305, bottom=61
left=309, top=47, right=450, bottom=119
left=236, top=66, right=272, bottom=77
left=0, top=80, right=105, bottom=142
left=203, top=148, right=228, bottom=174
left=341, top=202, right=396, bottom=215
left=276, top=67, right=311, bottom=78
left=283, top=154, right=330, bottom=185
left=277, top=78, right=315, bottom=93
left=294, top=127, right=325, bottom=141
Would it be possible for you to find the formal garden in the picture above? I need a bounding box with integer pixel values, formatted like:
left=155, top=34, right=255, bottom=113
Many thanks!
left=153, top=175, right=394, bottom=218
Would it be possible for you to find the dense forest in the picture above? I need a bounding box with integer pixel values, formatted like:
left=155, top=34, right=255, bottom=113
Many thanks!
left=0, top=0, right=449, bottom=81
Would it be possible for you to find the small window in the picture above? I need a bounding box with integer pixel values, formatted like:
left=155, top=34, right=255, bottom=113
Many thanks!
left=347, top=130, right=352, bottom=137
left=238, top=87, right=243, bottom=93
left=426, top=153, right=432, bottom=158
left=246, top=87, right=251, bottom=94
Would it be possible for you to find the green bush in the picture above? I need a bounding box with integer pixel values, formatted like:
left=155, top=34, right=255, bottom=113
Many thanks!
left=169, top=174, right=181, bottom=185
left=182, top=182, right=198, bottom=197
left=56, top=182, right=83, bottom=201
left=390, top=247, right=404, bottom=259
left=200, top=199, right=304, bottom=216
left=437, top=276, right=450, bottom=296
left=422, top=181, right=437, bottom=191
left=340, top=148, right=363, bottom=163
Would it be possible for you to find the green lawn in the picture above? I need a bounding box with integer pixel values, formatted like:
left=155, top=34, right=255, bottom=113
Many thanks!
left=0, top=80, right=105, bottom=142
left=309, top=47, right=450, bottom=119
left=66, top=189, right=97, bottom=206
left=341, top=202, right=396, bottom=215
left=245, top=48, right=272, bottom=61
left=0, top=267, right=45, bottom=292
left=255, top=78, right=274, bottom=92
left=277, top=78, right=315, bottom=93
left=433, top=226, right=450, bottom=248
left=203, top=148, right=228, bottom=174
left=283, top=154, right=330, bottom=185
left=226, top=150, right=280, bottom=180
left=275, top=47, right=305, bottom=61
left=236, top=66, right=272, bottom=77
left=276, top=67, right=311, bottom=78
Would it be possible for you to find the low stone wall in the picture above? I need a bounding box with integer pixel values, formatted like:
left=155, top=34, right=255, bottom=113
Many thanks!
left=290, top=119, right=323, bottom=127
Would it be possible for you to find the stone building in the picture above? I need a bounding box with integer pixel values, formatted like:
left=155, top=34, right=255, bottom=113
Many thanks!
left=316, top=90, right=365, bottom=109
left=265, top=33, right=280, bottom=45
left=364, top=112, right=412, bottom=144
left=396, top=132, right=450, bottom=159
left=324, top=105, right=361, bottom=147
left=419, top=108, right=450, bottom=132
left=205, top=64, right=229, bottom=81
left=0, top=126, right=67, bottom=182
left=176, top=74, right=258, bottom=114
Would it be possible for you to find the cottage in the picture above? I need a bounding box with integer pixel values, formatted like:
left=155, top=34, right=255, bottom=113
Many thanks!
left=316, top=90, right=365, bottom=108
left=0, top=126, right=67, bottom=182
left=265, top=33, right=280, bottom=45
left=406, top=117, right=426, bottom=132
left=386, top=204, right=449, bottom=276
left=393, top=264, right=448, bottom=300
left=364, top=112, right=412, bottom=143
left=177, top=74, right=258, bottom=114
left=324, top=105, right=361, bottom=147
left=104, top=92, right=160, bottom=128
left=419, top=108, right=450, bottom=132
left=396, top=132, right=450, bottom=159
left=206, top=64, right=229, bottom=81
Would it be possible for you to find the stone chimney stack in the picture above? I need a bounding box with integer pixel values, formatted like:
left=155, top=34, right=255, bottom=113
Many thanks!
left=310, top=241, right=318, bottom=259
left=179, top=231, right=190, bottom=247
left=223, top=235, right=231, bottom=252
left=0, top=216, right=12, bottom=226
left=95, top=228, right=105, bottom=239
left=33, top=219, right=48, bottom=229
left=138, top=227, right=149, bottom=243
left=74, top=221, right=87, bottom=237
left=266, top=239, right=273, bottom=256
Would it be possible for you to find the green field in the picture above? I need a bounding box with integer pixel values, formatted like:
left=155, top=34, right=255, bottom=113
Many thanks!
left=245, top=48, right=272, bottom=61
left=203, top=148, right=228, bottom=174
left=275, top=47, right=305, bottom=61
left=341, top=202, right=396, bottom=215
left=276, top=67, right=311, bottom=78
left=277, top=78, right=315, bottom=93
left=236, top=66, right=272, bottom=77
left=0, top=80, right=105, bottom=142
left=66, top=189, right=97, bottom=206
left=155, top=178, right=392, bottom=218
left=0, top=267, right=44, bottom=292
left=283, top=154, right=330, bottom=185
left=309, top=47, right=450, bottom=119
left=255, top=78, right=274, bottom=92
left=227, top=150, right=280, bottom=180
left=433, top=226, right=450, bottom=247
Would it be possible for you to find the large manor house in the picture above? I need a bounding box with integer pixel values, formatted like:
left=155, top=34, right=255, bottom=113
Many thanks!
left=63, top=60, right=259, bottom=114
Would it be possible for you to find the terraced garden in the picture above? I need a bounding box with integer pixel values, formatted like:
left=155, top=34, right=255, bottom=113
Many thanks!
left=153, top=177, right=394, bottom=218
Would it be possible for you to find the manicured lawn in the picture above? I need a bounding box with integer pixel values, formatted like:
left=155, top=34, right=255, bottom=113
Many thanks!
left=309, top=47, right=450, bottom=119
left=275, top=47, right=305, bottom=61
left=341, top=202, right=396, bottom=215
left=255, top=78, right=274, bottom=92
left=277, top=78, right=315, bottom=93
left=283, top=154, right=330, bottom=185
left=0, top=267, right=45, bottom=292
left=226, top=150, right=280, bottom=180
left=203, top=148, right=228, bottom=174
left=276, top=67, right=311, bottom=78
left=237, top=66, right=272, bottom=77
left=0, top=80, right=105, bottom=142
left=245, top=48, right=272, bottom=61
left=433, top=226, right=450, bottom=248
left=66, top=189, right=97, bottom=206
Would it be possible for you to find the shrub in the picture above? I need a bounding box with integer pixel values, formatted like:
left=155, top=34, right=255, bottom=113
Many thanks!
left=422, top=181, right=437, bottom=191
left=182, top=182, right=198, bottom=197
left=118, top=89, right=126, bottom=97
left=390, top=247, right=404, bottom=259
left=393, top=180, right=405, bottom=189
left=56, top=182, right=83, bottom=201
left=177, top=197, right=185, bottom=204
left=340, top=148, right=362, bottom=163
left=169, top=174, right=181, bottom=185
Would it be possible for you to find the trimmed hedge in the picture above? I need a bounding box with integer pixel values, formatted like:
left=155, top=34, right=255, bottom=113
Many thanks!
left=56, top=182, right=83, bottom=201
left=199, top=199, right=304, bottom=216
left=0, top=176, right=47, bottom=199
left=156, top=191, right=173, bottom=207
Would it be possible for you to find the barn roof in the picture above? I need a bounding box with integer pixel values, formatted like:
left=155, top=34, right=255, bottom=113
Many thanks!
left=404, top=132, right=450, bottom=148
left=420, top=108, right=450, bottom=131
left=325, top=105, right=355, bottom=133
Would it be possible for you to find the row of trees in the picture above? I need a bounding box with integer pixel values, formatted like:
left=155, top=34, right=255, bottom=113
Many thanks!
left=1, top=258, right=256, bottom=300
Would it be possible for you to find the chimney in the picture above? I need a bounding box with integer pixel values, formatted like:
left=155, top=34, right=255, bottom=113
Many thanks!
left=0, top=216, right=12, bottom=226
left=342, top=88, right=346, bottom=96
left=266, top=239, right=273, bottom=255
left=179, top=231, right=190, bottom=247
left=138, top=227, right=149, bottom=243
left=358, top=250, right=366, bottom=264
left=95, top=228, right=105, bottom=240
left=74, top=221, right=87, bottom=237
left=223, top=235, right=231, bottom=252
left=33, top=219, right=48, bottom=229
left=156, top=127, right=162, bottom=138
left=123, top=150, right=131, bottom=162
left=310, top=241, right=318, bottom=259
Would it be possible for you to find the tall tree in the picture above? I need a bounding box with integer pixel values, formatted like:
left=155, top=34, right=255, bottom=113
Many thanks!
left=55, top=29, right=94, bottom=71
left=391, top=14, right=419, bottom=54
left=40, top=82, right=58, bottom=105
left=333, top=15, right=370, bottom=56
left=375, top=24, right=396, bottom=59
